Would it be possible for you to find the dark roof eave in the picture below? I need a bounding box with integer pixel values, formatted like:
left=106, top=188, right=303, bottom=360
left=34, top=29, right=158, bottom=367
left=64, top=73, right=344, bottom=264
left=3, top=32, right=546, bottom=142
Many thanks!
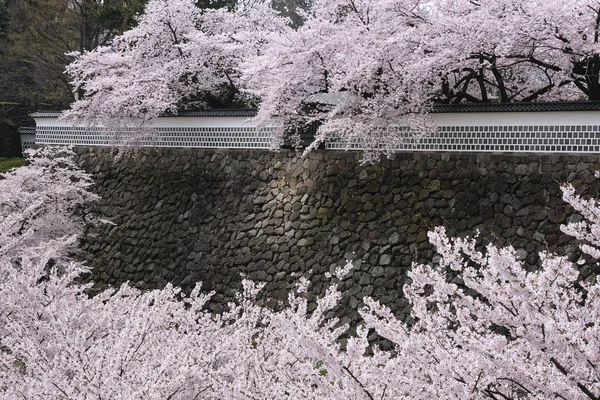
left=162, top=109, right=257, bottom=117
left=30, top=111, right=63, bottom=118
left=32, top=102, right=600, bottom=119
left=31, top=109, right=258, bottom=118
left=431, top=101, right=600, bottom=113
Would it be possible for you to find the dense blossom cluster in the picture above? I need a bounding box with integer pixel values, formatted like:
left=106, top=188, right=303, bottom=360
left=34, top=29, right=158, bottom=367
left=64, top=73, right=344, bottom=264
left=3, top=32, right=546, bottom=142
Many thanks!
left=0, top=147, right=98, bottom=257
left=2, top=153, right=600, bottom=397
left=65, top=0, right=600, bottom=153
left=63, top=0, right=285, bottom=126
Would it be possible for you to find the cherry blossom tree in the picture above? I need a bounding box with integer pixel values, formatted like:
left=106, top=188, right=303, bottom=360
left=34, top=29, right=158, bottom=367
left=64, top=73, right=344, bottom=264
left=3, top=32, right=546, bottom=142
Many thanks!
left=242, top=0, right=440, bottom=155
left=359, top=226, right=600, bottom=399
left=422, top=0, right=600, bottom=103
left=63, top=0, right=286, bottom=127
left=353, top=181, right=600, bottom=399
left=243, top=0, right=600, bottom=154
left=0, top=146, right=98, bottom=256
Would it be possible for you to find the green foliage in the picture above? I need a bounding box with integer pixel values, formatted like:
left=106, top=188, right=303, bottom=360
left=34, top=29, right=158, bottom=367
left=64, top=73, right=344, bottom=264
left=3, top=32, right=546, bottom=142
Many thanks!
left=271, top=0, right=313, bottom=27
left=0, top=158, right=27, bottom=176
left=314, top=360, right=328, bottom=377
left=0, top=0, right=9, bottom=38
left=91, top=0, right=148, bottom=35
left=0, top=0, right=155, bottom=126
left=86, top=0, right=150, bottom=39
left=196, top=0, right=237, bottom=11
left=1, top=0, right=76, bottom=120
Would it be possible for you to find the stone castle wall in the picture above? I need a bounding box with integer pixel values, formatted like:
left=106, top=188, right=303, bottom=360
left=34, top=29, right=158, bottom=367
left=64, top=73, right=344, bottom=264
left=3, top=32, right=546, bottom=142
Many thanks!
left=76, top=147, right=600, bottom=325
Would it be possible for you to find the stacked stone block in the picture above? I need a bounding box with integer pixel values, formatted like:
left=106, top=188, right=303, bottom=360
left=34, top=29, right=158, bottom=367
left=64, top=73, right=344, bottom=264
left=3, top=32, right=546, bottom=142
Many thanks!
left=76, top=148, right=600, bottom=325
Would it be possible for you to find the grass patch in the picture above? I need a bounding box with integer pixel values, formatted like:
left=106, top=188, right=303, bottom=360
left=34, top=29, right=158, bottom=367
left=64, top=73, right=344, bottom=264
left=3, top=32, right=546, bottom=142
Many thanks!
left=0, top=158, right=27, bottom=177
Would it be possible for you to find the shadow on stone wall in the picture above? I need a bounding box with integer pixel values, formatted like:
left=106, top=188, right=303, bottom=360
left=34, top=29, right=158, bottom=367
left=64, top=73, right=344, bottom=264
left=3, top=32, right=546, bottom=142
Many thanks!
left=76, top=147, right=600, bottom=326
